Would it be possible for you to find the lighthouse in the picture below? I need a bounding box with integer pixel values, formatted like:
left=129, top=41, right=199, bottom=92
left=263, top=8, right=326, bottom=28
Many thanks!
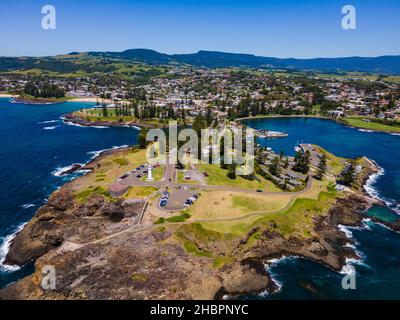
left=146, top=164, right=154, bottom=181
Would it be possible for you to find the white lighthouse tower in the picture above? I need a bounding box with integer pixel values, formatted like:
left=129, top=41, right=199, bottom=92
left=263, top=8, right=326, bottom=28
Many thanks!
left=146, top=164, right=154, bottom=181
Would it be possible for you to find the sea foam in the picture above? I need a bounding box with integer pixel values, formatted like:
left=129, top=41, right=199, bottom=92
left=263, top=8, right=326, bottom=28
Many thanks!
left=21, top=203, right=35, bottom=209
left=43, top=126, right=58, bottom=130
left=364, top=164, right=400, bottom=215
left=0, top=223, right=27, bottom=272
left=39, top=120, right=59, bottom=124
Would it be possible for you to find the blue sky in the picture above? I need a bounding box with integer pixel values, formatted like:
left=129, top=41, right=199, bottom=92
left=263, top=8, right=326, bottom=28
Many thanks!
left=0, top=0, right=399, bottom=58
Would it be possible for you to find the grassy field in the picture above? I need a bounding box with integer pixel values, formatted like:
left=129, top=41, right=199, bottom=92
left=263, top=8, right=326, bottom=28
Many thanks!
left=342, top=117, right=400, bottom=133
left=186, top=180, right=330, bottom=229
left=383, top=76, right=400, bottom=84
left=75, top=109, right=136, bottom=122
left=197, top=163, right=281, bottom=192
left=199, top=180, right=337, bottom=237
left=140, top=166, right=164, bottom=182
left=312, top=104, right=321, bottom=114
left=71, top=148, right=148, bottom=193
left=313, top=145, right=346, bottom=175
left=172, top=183, right=339, bottom=268
left=185, top=190, right=292, bottom=221
left=124, top=186, right=159, bottom=199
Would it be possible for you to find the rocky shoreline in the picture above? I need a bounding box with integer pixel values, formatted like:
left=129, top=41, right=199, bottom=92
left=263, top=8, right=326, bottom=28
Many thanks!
left=62, top=112, right=169, bottom=129
left=0, top=149, right=397, bottom=300
left=11, top=97, right=63, bottom=105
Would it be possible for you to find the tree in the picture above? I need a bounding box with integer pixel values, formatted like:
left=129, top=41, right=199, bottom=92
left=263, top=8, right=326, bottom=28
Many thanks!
left=315, top=154, right=327, bottom=180
left=340, top=160, right=356, bottom=186
left=268, top=156, right=281, bottom=176
left=192, top=114, right=207, bottom=136
left=205, top=107, right=213, bottom=125
left=292, top=151, right=310, bottom=174
left=102, top=104, right=108, bottom=117
left=227, top=163, right=237, bottom=180
left=138, top=128, right=148, bottom=149
left=284, top=158, right=289, bottom=169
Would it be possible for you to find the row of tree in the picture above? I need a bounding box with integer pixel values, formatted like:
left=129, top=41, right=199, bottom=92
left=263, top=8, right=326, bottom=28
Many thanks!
left=24, top=82, right=65, bottom=98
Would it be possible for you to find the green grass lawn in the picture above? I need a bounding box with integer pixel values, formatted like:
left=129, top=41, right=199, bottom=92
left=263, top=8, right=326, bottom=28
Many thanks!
left=124, top=186, right=159, bottom=199
left=343, top=117, right=400, bottom=133
left=76, top=109, right=136, bottom=122
left=312, top=104, right=321, bottom=114
left=383, top=76, right=400, bottom=84
left=197, top=163, right=280, bottom=191
left=140, top=166, right=164, bottom=181
left=75, top=186, right=110, bottom=203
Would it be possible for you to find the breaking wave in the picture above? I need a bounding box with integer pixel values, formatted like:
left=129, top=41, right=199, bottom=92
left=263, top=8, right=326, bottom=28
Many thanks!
left=0, top=223, right=27, bottom=272
left=364, top=164, right=400, bottom=215
left=43, top=126, right=58, bottom=130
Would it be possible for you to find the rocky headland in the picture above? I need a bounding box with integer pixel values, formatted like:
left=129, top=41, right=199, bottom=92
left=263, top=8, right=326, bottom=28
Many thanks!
left=0, top=148, right=397, bottom=300
left=62, top=112, right=169, bottom=129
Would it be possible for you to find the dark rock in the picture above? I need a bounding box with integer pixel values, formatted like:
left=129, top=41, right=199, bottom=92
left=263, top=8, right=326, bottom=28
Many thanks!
left=60, top=164, right=82, bottom=175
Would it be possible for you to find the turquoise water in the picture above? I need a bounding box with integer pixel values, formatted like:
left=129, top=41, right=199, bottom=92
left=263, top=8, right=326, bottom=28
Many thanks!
left=243, top=117, right=400, bottom=299
left=0, top=103, right=399, bottom=299
left=0, top=98, right=139, bottom=288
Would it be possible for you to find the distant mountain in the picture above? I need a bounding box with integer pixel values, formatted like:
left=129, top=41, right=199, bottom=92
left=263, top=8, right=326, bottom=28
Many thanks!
left=88, top=49, right=173, bottom=65
left=1, top=49, right=400, bottom=74
left=87, top=49, right=400, bottom=74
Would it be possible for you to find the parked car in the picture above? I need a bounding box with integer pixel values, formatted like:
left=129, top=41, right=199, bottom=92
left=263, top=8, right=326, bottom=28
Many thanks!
left=136, top=174, right=142, bottom=178
left=184, top=200, right=192, bottom=207
left=160, top=200, right=167, bottom=207
left=118, top=173, right=129, bottom=181
left=256, top=189, right=263, bottom=193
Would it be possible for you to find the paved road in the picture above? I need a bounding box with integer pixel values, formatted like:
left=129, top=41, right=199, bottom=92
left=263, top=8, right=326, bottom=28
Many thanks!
left=174, top=175, right=312, bottom=196
left=63, top=196, right=298, bottom=250
left=113, top=161, right=313, bottom=197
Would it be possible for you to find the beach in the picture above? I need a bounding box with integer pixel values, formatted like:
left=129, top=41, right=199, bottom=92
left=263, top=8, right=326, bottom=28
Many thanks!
left=69, top=97, right=112, bottom=103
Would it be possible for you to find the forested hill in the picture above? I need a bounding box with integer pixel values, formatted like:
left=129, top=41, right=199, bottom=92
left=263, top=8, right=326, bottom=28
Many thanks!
left=1, top=49, right=400, bottom=74
left=88, top=49, right=400, bottom=74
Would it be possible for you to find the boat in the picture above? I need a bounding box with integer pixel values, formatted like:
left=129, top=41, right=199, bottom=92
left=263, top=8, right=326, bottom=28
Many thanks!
left=294, top=141, right=301, bottom=153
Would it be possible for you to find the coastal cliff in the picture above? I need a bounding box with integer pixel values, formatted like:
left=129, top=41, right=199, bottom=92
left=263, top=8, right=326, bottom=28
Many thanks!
left=0, top=149, right=395, bottom=300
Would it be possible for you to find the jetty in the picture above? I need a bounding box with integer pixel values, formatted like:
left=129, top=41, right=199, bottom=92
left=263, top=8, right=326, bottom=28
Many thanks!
left=255, top=129, right=288, bottom=138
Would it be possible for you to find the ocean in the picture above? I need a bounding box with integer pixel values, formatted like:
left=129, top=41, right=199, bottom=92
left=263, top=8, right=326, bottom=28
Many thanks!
left=0, top=100, right=399, bottom=299
left=0, top=98, right=139, bottom=288
left=242, top=117, right=400, bottom=299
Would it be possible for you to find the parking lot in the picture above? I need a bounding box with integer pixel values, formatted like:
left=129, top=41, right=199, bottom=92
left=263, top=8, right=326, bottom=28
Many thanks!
left=158, top=188, right=196, bottom=211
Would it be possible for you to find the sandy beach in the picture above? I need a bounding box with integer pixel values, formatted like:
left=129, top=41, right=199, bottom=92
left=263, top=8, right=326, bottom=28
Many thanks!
left=69, top=97, right=113, bottom=103
left=0, top=93, right=16, bottom=98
